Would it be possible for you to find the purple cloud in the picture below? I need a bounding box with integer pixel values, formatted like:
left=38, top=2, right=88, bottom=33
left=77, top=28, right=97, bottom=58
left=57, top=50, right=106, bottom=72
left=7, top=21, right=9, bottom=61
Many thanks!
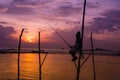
left=86, top=2, right=100, bottom=8
left=0, top=25, right=16, bottom=37
left=6, top=4, right=33, bottom=14
left=89, top=9, right=120, bottom=33
left=54, top=1, right=100, bottom=17
left=54, top=2, right=82, bottom=17
left=0, top=25, right=36, bottom=48
left=0, top=0, right=53, bottom=15
left=0, top=0, right=40, bottom=15
left=0, top=3, right=33, bottom=15
left=13, top=0, right=52, bottom=8
left=0, top=25, right=18, bottom=47
left=0, top=4, right=8, bottom=12
left=14, top=0, right=42, bottom=8
left=0, top=21, right=9, bottom=24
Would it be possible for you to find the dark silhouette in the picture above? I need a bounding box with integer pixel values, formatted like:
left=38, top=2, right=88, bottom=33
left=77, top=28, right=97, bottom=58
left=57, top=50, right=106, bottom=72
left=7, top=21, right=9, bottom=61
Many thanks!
left=69, top=31, right=82, bottom=61
left=18, top=28, right=24, bottom=80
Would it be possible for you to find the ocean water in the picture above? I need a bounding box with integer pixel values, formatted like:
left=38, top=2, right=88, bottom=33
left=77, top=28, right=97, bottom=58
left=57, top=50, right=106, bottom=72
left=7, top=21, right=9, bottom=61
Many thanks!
left=0, top=53, right=120, bottom=80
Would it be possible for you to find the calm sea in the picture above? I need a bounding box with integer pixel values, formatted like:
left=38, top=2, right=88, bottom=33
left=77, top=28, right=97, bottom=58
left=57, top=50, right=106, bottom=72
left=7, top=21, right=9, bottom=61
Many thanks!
left=0, top=53, right=120, bottom=80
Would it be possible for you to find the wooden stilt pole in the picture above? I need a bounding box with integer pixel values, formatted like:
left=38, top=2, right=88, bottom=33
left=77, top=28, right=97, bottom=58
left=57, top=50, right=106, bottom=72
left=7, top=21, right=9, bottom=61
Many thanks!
left=76, top=0, right=87, bottom=80
left=18, top=28, right=24, bottom=80
left=38, top=32, right=42, bottom=80
left=90, top=32, right=96, bottom=80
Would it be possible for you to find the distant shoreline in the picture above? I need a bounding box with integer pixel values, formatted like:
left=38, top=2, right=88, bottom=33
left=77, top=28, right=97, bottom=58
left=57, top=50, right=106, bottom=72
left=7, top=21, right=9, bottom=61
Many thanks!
left=0, top=48, right=120, bottom=56
left=0, top=52, right=120, bottom=56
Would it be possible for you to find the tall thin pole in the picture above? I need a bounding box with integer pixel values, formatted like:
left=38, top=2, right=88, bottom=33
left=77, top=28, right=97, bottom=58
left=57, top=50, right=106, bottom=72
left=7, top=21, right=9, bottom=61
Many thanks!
left=18, top=28, right=24, bottom=80
left=76, top=0, right=87, bottom=80
left=38, top=32, right=42, bottom=80
left=90, top=32, right=96, bottom=80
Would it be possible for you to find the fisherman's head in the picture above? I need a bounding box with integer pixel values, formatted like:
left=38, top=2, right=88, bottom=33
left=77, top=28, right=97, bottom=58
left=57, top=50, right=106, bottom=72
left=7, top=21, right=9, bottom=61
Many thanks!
left=76, top=31, right=80, bottom=38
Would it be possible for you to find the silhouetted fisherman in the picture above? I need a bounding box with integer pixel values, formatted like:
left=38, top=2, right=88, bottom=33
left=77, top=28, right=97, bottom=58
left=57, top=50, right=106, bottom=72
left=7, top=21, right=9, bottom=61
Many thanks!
left=69, top=31, right=82, bottom=61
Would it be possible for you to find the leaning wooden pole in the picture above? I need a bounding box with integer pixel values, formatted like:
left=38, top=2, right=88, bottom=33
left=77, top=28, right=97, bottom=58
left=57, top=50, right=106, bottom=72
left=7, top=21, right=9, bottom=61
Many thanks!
left=38, top=32, right=42, bottom=80
left=76, top=0, right=87, bottom=80
left=90, top=32, right=96, bottom=80
left=18, top=28, right=24, bottom=80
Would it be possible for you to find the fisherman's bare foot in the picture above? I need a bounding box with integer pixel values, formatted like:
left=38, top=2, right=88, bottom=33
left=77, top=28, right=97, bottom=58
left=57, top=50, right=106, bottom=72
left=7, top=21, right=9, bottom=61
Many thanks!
left=72, top=57, right=78, bottom=61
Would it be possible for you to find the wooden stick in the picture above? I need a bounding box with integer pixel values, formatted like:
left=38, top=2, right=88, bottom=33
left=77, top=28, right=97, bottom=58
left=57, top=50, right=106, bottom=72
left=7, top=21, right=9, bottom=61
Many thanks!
left=76, top=0, right=87, bottom=80
left=38, top=32, right=42, bottom=80
left=90, top=32, right=96, bottom=80
left=18, top=28, right=24, bottom=80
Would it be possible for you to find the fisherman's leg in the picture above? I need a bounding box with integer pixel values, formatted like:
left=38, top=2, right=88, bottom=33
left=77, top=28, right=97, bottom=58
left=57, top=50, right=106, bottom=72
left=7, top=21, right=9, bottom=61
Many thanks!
left=69, top=49, right=78, bottom=61
left=78, top=50, right=84, bottom=59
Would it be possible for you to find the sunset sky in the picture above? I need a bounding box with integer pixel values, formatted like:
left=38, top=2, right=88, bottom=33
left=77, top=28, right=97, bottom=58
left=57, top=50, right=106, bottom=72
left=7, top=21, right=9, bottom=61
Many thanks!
left=0, top=0, right=120, bottom=50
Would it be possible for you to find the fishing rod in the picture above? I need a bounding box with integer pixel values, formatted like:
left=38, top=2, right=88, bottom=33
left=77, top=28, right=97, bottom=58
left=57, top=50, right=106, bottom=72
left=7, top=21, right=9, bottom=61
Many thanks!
left=49, top=24, right=79, bottom=70
left=49, top=25, right=71, bottom=48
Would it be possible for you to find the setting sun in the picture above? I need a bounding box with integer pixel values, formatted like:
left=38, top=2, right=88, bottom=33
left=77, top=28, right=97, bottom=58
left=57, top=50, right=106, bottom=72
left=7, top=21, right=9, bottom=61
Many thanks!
left=25, top=36, right=36, bottom=43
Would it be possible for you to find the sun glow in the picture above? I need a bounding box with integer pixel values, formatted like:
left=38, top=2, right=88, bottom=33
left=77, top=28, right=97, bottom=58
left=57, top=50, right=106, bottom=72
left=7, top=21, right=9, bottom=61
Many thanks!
left=22, top=31, right=52, bottom=43
left=25, top=35, right=36, bottom=43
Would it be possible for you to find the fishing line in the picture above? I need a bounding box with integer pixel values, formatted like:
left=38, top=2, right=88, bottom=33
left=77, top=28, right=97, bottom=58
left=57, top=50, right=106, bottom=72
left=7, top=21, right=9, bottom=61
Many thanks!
left=50, top=25, right=71, bottom=48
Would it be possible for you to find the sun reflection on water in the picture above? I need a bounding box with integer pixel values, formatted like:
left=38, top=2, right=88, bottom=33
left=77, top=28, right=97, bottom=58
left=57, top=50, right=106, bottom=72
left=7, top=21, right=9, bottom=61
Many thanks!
left=0, top=54, right=120, bottom=80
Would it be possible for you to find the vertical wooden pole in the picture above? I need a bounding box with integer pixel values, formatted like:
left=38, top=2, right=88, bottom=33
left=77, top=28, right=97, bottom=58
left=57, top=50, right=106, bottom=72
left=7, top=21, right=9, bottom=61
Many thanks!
left=18, top=28, right=24, bottom=80
left=76, top=0, right=87, bottom=80
left=38, top=32, right=42, bottom=80
left=90, top=32, right=96, bottom=80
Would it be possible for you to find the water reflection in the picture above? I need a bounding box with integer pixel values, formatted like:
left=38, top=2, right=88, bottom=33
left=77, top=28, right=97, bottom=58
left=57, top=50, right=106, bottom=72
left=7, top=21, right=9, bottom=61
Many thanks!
left=0, top=54, right=17, bottom=80
left=20, top=53, right=39, bottom=80
left=0, top=53, right=120, bottom=80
